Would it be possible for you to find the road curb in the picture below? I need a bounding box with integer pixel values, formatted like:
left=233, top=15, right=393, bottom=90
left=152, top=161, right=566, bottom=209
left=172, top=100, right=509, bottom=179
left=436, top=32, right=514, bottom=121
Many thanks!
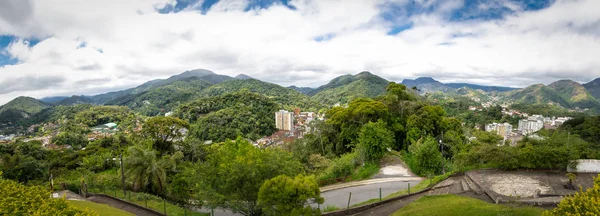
left=320, top=177, right=424, bottom=192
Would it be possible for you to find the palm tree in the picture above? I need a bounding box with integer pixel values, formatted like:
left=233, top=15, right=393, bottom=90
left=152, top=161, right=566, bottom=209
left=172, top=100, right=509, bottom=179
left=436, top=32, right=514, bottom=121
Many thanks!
left=124, top=146, right=166, bottom=194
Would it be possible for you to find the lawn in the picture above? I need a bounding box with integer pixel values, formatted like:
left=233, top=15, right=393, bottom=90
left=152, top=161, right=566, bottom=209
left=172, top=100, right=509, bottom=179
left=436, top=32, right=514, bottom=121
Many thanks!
left=392, top=194, right=544, bottom=216
left=68, top=200, right=134, bottom=216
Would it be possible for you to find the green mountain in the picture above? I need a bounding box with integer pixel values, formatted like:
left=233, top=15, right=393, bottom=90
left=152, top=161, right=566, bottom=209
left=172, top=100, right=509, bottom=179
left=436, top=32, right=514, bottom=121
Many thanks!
left=504, top=80, right=599, bottom=109
left=105, top=77, right=213, bottom=116
left=310, top=71, right=390, bottom=104
left=55, top=95, right=94, bottom=105
left=583, top=78, right=600, bottom=100
left=288, top=85, right=314, bottom=95
left=90, top=69, right=234, bottom=104
left=548, top=80, right=599, bottom=108
left=201, top=79, right=322, bottom=111
left=401, top=77, right=452, bottom=93
left=0, top=97, right=51, bottom=127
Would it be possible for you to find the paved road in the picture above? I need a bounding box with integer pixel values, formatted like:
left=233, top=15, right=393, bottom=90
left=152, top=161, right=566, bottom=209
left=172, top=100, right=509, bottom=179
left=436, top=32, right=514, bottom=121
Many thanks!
left=317, top=180, right=421, bottom=210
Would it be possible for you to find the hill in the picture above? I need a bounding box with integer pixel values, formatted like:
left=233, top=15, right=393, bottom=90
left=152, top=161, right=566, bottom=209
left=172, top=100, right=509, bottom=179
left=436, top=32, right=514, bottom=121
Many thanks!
left=583, top=78, right=600, bottom=100
left=0, top=97, right=51, bottom=128
left=548, top=80, right=599, bottom=108
left=445, top=83, right=517, bottom=92
left=503, top=80, right=600, bottom=109
left=90, top=69, right=233, bottom=104
left=40, top=96, right=69, bottom=103
left=105, top=77, right=213, bottom=116
left=235, top=74, right=254, bottom=80
left=288, top=85, right=314, bottom=94
left=401, top=77, right=452, bottom=93
left=310, top=71, right=389, bottom=104
left=55, top=95, right=94, bottom=105
left=201, top=79, right=321, bottom=110
left=176, top=90, right=279, bottom=141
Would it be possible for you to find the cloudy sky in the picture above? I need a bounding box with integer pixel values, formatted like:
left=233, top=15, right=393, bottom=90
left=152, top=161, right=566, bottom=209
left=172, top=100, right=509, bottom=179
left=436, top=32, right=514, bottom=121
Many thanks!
left=0, top=0, right=599, bottom=105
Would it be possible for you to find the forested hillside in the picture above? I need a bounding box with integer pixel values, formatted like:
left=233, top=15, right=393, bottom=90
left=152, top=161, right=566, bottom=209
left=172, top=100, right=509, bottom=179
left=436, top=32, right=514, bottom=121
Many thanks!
left=311, top=71, right=389, bottom=104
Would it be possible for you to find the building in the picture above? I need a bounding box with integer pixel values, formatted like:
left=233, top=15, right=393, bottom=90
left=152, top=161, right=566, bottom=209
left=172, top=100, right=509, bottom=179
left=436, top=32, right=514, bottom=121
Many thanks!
left=485, top=123, right=513, bottom=137
left=275, top=110, right=294, bottom=131
left=518, top=115, right=544, bottom=135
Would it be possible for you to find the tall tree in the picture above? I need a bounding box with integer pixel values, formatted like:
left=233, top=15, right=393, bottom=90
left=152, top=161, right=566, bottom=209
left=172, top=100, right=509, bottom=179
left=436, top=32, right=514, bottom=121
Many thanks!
left=357, top=120, right=395, bottom=162
left=197, top=138, right=303, bottom=216
left=141, top=116, right=189, bottom=155
left=124, top=146, right=167, bottom=194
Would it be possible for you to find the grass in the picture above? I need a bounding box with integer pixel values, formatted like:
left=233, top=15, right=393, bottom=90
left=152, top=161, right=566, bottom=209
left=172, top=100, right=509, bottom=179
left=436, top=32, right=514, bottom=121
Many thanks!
left=391, top=194, right=543, bottom=216
left=94, top=188, right=208, bottom=216
left=351, top=163, right=380, bottom=181
left=323, top=205, right=341, bottom=213
left=68, top=200, right=134, bottom=216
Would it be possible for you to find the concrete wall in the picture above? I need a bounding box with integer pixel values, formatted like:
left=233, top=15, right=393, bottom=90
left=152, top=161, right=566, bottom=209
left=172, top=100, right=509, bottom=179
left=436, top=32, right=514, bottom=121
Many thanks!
left=568, top=159, right=600, bottom=173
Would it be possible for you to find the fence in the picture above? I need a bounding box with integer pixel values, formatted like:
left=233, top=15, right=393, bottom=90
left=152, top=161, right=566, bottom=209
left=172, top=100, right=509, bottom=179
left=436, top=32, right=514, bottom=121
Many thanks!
left=58, top=182, right=211, bottom=216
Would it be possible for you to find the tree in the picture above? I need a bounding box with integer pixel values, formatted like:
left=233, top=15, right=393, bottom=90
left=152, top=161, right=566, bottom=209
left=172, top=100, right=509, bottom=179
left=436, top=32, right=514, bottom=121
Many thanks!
left=52, top=132, right=88, bottom=149
left=141, top=116, right=190, bottom=155
left=544, top=174, right=600, bottom=215
left=258, top=174, right=323, bottom=216
left=0, top=172, right=95, bottom=215
left=124, top=145, right=167, bottom=194
left=409, top=136, right=443, bottom=176
left=197, top=138, right=303, bottom=216
left=357, top=120, right=394, bottom=162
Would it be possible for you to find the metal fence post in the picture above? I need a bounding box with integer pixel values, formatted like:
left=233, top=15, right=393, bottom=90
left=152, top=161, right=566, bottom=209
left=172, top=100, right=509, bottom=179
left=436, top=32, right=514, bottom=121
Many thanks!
left=379, top=188, right=382, bottom=201
left=145, top=196, right=148, bottom=208
left=163, top=199, right=167, bottom=215
left=347, top=192, right=352, bottom=210
left=408, top=183, right=411, bottom=194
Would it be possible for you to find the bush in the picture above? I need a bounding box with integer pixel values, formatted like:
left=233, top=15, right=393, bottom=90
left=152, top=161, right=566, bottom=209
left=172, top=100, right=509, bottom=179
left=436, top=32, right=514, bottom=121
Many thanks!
left=258, top=174, right=323, bottom=216
left=544, top=174, right=600, bottom=215
left=408, top=137, right=443, bottom=176
left=320, top=152, right=359, bottom=180
left=0, top=172, right=96, bottom=215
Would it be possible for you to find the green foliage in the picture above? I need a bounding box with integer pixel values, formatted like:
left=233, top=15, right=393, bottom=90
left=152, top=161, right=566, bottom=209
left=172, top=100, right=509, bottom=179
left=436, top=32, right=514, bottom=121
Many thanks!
left=124, top=146, right=167, bottom=194
left=180, top=90, right=278, bottom=142
left=311, top=72, right=390, bottom=105
left=141, top=116, right=190, bottom=155
left=351, top=163, right=380, bottom=181
left=454, top=131, right=597, bottom=171
left=326, top=98, right=389, bottom=155
left=258, top=174, right=323, bottom=216
left=53, top=132, right=89, bottom=149
left=357, top=120, right=394, bottom=162
left=201, top=79, right=321, bottom=111
left=196, top=138, right=303, bottom=216
left=74, top=106, right=134, bottom=127
left=407, top=137, right=443, bottom=176
left=544, top=175, right=600, bottom=216
left=0, top=173, right=96, bottom=215
left=319, top=152, right=360, bottom=181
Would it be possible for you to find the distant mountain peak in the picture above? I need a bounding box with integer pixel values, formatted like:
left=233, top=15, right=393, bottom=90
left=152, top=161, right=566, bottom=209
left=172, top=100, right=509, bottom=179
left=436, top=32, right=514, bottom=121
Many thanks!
left=414, top=77, right=437, bottom=83
left=235, top=74, right=253, bottom=80
left=177, top=69, right=215, bottom=78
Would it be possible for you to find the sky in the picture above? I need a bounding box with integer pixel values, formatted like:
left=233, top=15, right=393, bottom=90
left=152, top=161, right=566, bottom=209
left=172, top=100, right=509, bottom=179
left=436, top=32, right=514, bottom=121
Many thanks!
left=0, top=0, right=599, bottom=105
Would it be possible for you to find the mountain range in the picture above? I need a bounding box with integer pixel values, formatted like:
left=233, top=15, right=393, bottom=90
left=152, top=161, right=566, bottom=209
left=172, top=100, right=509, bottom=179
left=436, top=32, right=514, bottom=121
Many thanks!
left=3, top=69, right=600, bottom=131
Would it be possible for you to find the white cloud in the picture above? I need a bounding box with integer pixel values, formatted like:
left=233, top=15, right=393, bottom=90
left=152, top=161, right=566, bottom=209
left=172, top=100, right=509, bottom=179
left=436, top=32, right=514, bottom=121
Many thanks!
left=0, top=0, right=599, bottom=105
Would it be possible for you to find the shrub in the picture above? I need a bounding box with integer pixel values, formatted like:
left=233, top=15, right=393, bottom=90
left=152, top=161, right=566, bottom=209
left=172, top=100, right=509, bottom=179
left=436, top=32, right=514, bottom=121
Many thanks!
left=544, top=174, right=600, bottom=215
left=0, top=172, right=96, bottom=215
left=258, top=174, right=323, bottom=216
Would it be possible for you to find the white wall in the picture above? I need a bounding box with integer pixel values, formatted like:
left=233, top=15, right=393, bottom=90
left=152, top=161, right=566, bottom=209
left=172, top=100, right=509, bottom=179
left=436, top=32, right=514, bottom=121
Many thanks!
left=568, top=159, right=600, bottom=173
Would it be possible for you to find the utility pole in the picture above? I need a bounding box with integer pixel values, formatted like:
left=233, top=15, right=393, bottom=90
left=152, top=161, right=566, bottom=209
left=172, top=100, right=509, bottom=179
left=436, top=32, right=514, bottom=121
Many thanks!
left=120, top=153, right=126, bottom=197
left=440, top=132, right=445, bottom=174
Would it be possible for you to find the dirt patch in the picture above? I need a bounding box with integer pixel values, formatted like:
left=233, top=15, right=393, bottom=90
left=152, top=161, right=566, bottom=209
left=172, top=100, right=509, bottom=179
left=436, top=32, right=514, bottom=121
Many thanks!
left=372, top=154, right=416, bottom=179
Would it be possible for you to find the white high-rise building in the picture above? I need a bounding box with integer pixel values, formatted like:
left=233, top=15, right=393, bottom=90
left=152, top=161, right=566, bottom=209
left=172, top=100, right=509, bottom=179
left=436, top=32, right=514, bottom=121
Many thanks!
left=518, top=116, right=545, bottom=135
left=275, top=110, right=294, bottom=131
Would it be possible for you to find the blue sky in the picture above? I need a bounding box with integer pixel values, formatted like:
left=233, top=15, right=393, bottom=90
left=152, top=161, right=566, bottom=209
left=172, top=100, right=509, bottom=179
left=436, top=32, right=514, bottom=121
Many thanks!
left=0, top=0, right=598, bottom=104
